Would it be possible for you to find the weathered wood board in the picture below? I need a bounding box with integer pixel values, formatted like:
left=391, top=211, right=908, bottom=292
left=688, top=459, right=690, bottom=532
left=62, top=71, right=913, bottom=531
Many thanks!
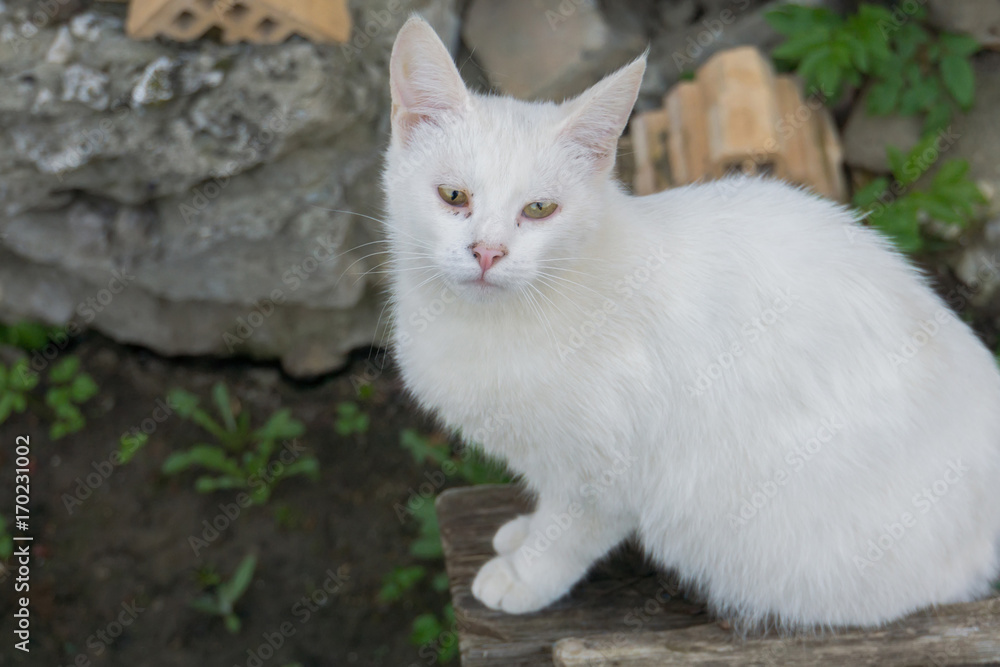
left=436, top=485, right=712, bottom=666
left=439, top=484, right=1000, bottom=667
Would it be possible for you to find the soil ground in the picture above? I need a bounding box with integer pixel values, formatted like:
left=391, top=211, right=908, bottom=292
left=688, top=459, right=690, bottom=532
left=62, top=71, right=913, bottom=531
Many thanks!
left=0, top=334, right=453, bottom=667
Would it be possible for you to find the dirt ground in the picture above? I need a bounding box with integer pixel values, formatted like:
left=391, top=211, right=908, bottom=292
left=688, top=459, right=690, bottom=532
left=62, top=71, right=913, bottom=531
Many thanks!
left=0, top=334, right=453, bottom=667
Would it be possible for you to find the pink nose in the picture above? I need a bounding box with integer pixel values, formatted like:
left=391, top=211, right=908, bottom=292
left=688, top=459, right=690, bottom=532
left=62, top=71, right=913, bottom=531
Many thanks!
left=471, top=244, right=507, bottom=274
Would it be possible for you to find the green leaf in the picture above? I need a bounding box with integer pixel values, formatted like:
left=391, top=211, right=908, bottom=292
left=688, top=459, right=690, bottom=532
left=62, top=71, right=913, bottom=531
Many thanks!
left=212, top=382, right=237, bottom=432
left=853, top=178, right=891, bottom=209
left=866, top=77, right=902, bottom=115
left=400, top=429, right=448, bottom=466
left=253, top=408, right=306, bottom=442
left=432, top=571, right=451, bottom=593
left=69, top=373, right=98, bottom=403
left=167, top=388, right=200, bottom=418
left=940, top=33, right=981, bottom=58
left=224, top=614, right=242, bottom=634
left=218, top=554, right=257, bottom=606
left=9, top=360, right=38, bottom=391
left=48, top=356, right=80, bottom=384
left=0, top=393, right=14, bottom=424
left=410, top=613, right=444, bottom=647
left=940, top=55, right=975, bottom=109
left=119, top=432, right=149, bottom=464
left=194, top=475, right=246, bottom=493
left=189, top=595, right=221, bottom=615
left=379, top=565, right=427, bottom=602
left=279, top=457, right=320, bottom=482
left=162, top=445, right=243, bottom=476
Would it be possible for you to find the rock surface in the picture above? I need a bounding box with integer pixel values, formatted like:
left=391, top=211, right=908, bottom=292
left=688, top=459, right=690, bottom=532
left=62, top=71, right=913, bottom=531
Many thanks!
left=0, top=0, right=458, bottom=376
left=927, top=0, right=1000, bottom=51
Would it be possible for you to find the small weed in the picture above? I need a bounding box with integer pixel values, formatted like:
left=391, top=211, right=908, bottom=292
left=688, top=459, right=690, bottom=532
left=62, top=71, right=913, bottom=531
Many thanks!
left=387, top=429, right=508, bottom=662
left=191, top=553, right=256, bottom=633
left=0, top=354, right=97, bottom=439
left=0, top=514, right=12, bottom=560
left=853, top=139, right=985, bottom=252
left=768, top=3, right=980, bottom=132
left=335, top=401, right=370, bottom=436
left=411, top=604, right=458, bottom=665
left=119, top=431, right=150, bottom=464
left=161, top=382, right=318, bottom=504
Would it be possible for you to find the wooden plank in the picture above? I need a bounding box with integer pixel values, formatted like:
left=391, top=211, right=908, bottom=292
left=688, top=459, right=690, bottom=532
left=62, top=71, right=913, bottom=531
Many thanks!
left=554, top=595, right=1000, bottom=666
left=698, top=46, right=782, bottom=178
left=664, top=81, right=710, bottom=186
left=630, top=109, right=671, bottom=196
left=436, top=485, right=711, bottom=667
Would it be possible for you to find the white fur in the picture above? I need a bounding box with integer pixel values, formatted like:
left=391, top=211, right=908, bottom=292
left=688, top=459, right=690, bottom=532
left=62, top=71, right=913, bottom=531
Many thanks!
left=383, top=17, right=1000, bottom=629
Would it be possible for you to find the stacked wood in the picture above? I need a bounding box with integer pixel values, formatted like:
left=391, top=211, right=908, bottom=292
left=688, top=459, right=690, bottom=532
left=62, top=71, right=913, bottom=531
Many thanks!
left=124, top=0, right=350, bottom=44
left=630, top=46, right=846, bottom=201
left=438, top=484, right=1000, bottom=666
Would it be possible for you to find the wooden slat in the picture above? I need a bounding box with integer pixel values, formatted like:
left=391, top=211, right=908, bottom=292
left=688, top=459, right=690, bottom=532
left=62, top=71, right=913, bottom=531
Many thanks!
left=554, top=595, right=1000, bottom=666
left=698, top=46, right=782, bottom=178
left=630, top=109, right=671, bottom=196
left=437, top=485, right=711, bottom=666
left=664, top=81, right=710, bottom=185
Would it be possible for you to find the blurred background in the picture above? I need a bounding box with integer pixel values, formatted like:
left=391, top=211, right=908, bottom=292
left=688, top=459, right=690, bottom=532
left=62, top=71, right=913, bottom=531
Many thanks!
left=0, top=0, right=998, bottom=665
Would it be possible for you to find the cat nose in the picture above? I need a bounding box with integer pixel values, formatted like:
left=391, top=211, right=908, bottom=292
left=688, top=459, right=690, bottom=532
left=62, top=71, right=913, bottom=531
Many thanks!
left=471, top=243, right=507, bottom=274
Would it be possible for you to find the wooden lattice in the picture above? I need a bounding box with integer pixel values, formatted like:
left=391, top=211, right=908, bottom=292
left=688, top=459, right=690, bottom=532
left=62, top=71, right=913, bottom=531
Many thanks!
left=631, top=46, right=847, bottom=202
left=125, top=0, right=351, bottom=44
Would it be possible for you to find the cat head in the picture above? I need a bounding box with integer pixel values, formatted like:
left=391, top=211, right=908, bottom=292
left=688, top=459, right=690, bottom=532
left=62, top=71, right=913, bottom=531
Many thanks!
left=384, top=16, right=645, bottom=304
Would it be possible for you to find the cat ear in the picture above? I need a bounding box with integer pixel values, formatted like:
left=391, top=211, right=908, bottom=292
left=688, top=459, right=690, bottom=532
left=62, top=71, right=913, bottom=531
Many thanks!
left=560, top=55, right=647, bottom=169
left=390, top=17, right=470, bottom=143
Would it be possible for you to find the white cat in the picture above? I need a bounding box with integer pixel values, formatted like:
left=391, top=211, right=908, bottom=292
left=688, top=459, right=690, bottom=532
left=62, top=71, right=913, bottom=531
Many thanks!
left=382, top=16, right=1000, bottom=630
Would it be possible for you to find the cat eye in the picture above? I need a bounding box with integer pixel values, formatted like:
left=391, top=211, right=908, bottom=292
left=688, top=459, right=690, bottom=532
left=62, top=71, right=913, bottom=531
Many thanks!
left=522, top=201, right=558, bottom=219
left=438, top=186, right=469, bottom=207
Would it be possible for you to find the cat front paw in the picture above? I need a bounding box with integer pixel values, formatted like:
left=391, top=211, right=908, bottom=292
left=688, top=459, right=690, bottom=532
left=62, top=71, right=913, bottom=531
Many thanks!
left=471, top=554, right=561, bottom=614
left=492, top=515, right=532, bottom=555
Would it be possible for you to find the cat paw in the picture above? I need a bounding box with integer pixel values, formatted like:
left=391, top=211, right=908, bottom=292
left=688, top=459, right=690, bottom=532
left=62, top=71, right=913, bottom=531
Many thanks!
left=471, top=555, right=556, bottom=614
left=492, top=515, right=532, bottom=555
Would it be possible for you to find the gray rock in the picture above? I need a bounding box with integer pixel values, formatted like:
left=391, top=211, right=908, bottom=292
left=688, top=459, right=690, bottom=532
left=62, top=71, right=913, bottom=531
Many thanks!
left=927, top=0, right=1000, bottom=51
left=0, top=0, right=458, bottom=376
left=462, top=0, right=645, bottom=101
left=841, top=90, right=924, bottom=173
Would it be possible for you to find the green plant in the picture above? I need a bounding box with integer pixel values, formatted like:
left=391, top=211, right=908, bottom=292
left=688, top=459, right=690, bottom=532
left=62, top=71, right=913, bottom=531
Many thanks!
left=0, top=359, right=38, bottom=427
left=191, top=553, right=256, bottom=633
left=119, top=431, right=150, bottom=464
left=0, top=321, right=61, bottom=351
left=768, top=3, right=980, bottom=132
left=44, top=357, right=98, bottom=439
left=384, top=429, right=508, bottom=663
left=334, top=401, right=370, bottom=436
left=161, top=382, right=318, bottom=504
left=0, top=513, right=12, bottom=560
left=411, top=604, right=459, bottom=665
left=853, top=137, right=985, bottom=251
